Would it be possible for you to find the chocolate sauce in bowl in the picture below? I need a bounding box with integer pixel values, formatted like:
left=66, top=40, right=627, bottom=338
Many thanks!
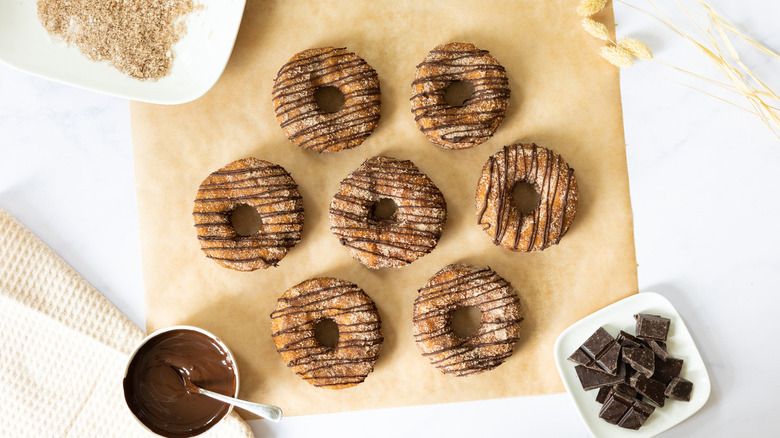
left=123, top=329, right=237, bottom=437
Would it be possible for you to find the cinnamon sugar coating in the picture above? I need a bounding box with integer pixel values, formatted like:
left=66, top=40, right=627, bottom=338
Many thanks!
left=270, top=277, right=383, bottom=389
left=476, top=143, right=579, bottom=252
left=411, top=42, right=510, bottom=149
left=329, top=156, right=447, bottom=269
left=413, top=264, right=523, bottom=376
left=273, top=47, right=381, bottom=152
left=193, top=157, right=304, bottom=271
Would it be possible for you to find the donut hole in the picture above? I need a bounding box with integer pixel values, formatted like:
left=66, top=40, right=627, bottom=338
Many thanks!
left=512, top=181, right=541, bottom=214
left=371, top=198, right=397, bottom=221
left=314, top=318, right=339, bottom=349
left=450, top=306, right=483, bottom=339
left=444, top=80, right=475, bottom=107
left=314, top=86, right=345, bottom=113
left=229, top=204, right=263, bottom=236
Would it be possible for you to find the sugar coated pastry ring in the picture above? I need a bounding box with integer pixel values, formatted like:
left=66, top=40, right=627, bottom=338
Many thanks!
left=413, top=264, right=523, bottom=376
left=270, top=277, right=383, bottom=389
left=193, top=157, right=304, bottom=271
left=411, top=42, right=510, bottom=149
left=476, top=143, right=579, bottom=252
left=273, top=46, right=381, bottom=152
left=329, top=155, right=447, bottom=269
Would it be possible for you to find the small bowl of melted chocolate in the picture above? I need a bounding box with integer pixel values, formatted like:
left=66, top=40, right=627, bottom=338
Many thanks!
left=123, top=326, right=239, bottom=437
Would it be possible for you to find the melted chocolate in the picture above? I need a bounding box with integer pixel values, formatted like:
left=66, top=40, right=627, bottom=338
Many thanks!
left=124, top=329, right=237, bottom=437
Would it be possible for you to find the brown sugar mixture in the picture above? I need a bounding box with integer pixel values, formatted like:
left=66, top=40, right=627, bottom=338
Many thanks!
left=37, top=0, right=195, bottom=81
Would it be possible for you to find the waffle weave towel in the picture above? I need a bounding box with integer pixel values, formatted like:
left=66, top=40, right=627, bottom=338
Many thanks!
left=0, top=209, right=254, bottom=438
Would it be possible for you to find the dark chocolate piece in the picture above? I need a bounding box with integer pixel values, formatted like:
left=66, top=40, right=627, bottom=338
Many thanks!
left=665, top=376, right=693, bottom=401
left=625, top=362, right=637, bottom=381
left=616, top=330, right=647, bottom=348
left=649, top=340, right=668, bottom=361
left=634, top=314, right=670, bottom=341
left=596, top=386, right=611, bottom=404
left=630, top=373, right=666, bottom=407
left=622, top=347, right=655, bottom=378
left=575, top=361, right=626, bottom=391
left=652, top=357, right=683, bottom=385
left=568, top=327, right=621, bottom=375
left=598, top=383, right=636, bottom=404
left=612, top=383, right=638, bottom=399
left=598, top=390, right=655, bottom=430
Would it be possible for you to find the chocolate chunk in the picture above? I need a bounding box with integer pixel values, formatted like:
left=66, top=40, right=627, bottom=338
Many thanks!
left=622, top=347, right=655, bottom=378
left=575, top=361, right=626, bottom=391
left=652, top=357, right=683, bottom=385
left=568, top=327, right=621, bottom=375
left=612, top=383, right=638, bottom=399
left=649, top=340, right=668, bottom=361
left=596, top=386, right=611, bottom=404
left=665, top=376, right=693, bottom=401
left=625, top=362, right=637, bottom=381
left=616, top=330, right=647, bottom=348
left=634, top=314, right=670, bottom=341
left=630, top=373, right=666, bottom=407
left=598, top=390, right=655, bottom=430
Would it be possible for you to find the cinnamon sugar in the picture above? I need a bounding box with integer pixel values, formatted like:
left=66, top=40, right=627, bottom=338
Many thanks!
left=37, top=0, right=195, bottom=81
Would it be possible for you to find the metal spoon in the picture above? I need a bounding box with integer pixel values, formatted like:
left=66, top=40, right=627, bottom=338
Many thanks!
left=170, top=366, right=283, bottom=423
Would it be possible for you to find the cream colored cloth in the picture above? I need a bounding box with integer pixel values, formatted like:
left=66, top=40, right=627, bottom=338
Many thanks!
left=0, top=209, right=254, bottom=438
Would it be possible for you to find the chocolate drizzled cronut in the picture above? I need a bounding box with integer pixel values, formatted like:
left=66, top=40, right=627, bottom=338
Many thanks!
left=476, top=143, right=579, bottom=252
left=273, top=47, right=381, bottom=152
left=411, top=42, right=510, bottom=149
left=413, top=264, right=523, bottom=377
left=193, top=157, right=304, bottom=271
left=329, top=155, right=447, bottom=269
left=271, top=277, right=383, bottom=389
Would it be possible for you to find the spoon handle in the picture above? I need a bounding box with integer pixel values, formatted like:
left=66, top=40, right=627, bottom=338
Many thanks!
left=197, top=388, right=283, bottom=423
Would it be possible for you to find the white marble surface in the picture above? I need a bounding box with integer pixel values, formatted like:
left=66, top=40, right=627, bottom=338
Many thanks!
left=1, top=1, right=778, bottom=436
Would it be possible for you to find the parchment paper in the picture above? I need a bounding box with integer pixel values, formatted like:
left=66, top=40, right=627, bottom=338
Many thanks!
left=130, top=0, right=637, bottom=416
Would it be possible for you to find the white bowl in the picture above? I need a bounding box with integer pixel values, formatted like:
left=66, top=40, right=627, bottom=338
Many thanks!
left=123, top=325, right=240, bottom=437
left=553, top=292, right=711, bottom=438
left=0, top=0, right=246, bottom=104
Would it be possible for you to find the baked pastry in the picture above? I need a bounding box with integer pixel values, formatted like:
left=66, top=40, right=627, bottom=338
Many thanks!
left=193, top=157, right=304, bottom=271
left=272, top=46, right=381, bottom=152
left=270, top=277, right=383, bottom=389
left=413, top=264, right=523, bottom=376
left=411, top=42, right=510, bottom=149
left=329, top=155, right=447, bottom=269
left=476, top=143, right=579, bottom=252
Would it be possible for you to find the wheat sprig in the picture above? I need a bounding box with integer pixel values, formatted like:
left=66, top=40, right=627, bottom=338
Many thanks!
left=600, top=45, right=635, bottom=68
left=586, top=0, right=780, bottom=139
left=577, top=0, right=608, bottom=17
left=582, top=18, right=611, bottom=41
left=618, top=38, right=653, bottom=60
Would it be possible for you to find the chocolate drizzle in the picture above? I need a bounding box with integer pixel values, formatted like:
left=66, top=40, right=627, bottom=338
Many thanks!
left=329, top=156, right=447, bottom=269
left=272, top=47, right=381, bottom=152
left=270, top=277, right=383, bottom=389
left=193, top=157, right=304, bottom=271
left=475, top=143, right=579, bottom=252
left=411, top=42, right=510, bottom=149
left=412, top=264, right=523, bottom=377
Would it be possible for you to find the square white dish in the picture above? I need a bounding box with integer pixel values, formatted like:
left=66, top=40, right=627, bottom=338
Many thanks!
left=553, top=292, right=711, bottom=438
left=0, top=0, right=246, bottom=104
